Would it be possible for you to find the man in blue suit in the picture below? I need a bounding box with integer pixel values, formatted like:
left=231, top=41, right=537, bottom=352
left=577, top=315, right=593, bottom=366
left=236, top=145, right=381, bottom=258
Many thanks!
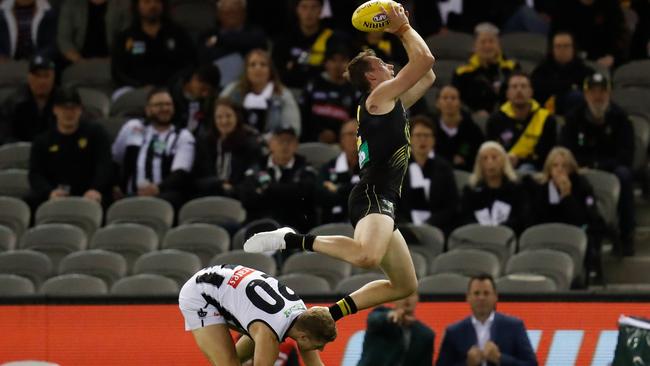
left=436, top=274, right=537, bottom=366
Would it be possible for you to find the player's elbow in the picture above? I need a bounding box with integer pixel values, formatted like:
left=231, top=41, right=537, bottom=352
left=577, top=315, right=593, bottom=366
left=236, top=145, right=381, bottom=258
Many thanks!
left=422, top=54, right=435, bottom=68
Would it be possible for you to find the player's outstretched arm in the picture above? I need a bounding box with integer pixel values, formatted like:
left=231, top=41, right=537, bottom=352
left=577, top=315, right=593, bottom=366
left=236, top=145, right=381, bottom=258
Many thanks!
left=300, top=349, right=325, bottom=366
left=249, top=322, right=280, bottom=366
left=235, top=335, right=255, bottom=364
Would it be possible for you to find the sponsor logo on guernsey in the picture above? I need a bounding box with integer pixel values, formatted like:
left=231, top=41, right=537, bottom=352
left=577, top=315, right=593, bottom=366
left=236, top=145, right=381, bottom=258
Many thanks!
left=228, top=267, right=255, bottom=288
left=283, top=304, right=307, bottom=318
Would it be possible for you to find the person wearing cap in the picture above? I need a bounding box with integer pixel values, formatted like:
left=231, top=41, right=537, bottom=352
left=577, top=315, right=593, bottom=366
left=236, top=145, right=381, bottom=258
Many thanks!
left=1, top=55, right=56, bottom=143
left=169, top=64, right=221, bottom=134
left=300, top=44, right=360, bottom=143
left=560, top=72, right=636, bottom=256
left=0, top=0, right=57, bottom=60
left=239, top=126, right=317, bottom=233
left=26, top=87, right=113, bottom=210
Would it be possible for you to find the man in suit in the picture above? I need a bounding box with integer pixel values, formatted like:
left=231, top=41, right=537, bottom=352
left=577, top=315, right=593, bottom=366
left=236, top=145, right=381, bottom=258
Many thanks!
left=436, top=274, right=537, bottom=366
left=357, top=292, right=435, bottom=366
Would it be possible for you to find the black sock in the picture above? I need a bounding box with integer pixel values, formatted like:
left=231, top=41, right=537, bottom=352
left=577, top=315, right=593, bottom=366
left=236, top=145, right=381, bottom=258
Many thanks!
left=328, top=296, right=358, bottom=321
left=284, top=233, right=316, bottom=251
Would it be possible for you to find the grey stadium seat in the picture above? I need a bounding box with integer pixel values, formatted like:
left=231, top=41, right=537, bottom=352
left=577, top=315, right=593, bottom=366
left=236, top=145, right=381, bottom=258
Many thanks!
left=308, top=223, right=355, bottom=238
left=0, top=225, right=16, bottom=251
left=98, top=116, right=128, bottom=142
left=581, top=169, right=620, bottom=230
left=453, top=170, right=471, bottom=196
left=506, top=249, right=574, bottom=291
left=0, top=196, right=30, bottom=239
left=410, top=250, right=428, bottom=279
left=35, top=197, right=103, bottom=237
left=40, top=274, right=108, bottom=296
left=90, top=223, right=158, bottom=272
left=0, top=274, right=35, bottom=296
left=334, top=273, right=385, bottom=295
left=430, top=249, right=501, bottom=278
left=277, top=273, right=332, bottom=296
left=432, top=59, right=463, bottom=87
left=0, top=250, right=52, bottom=287
left=630, top=115, right=650, bottom=173
left=170, top=0, right=216, bottom=42
left=418, top=273, right=470, bottom=295
left=61, top=59, right=112, bottom=93
left=425, top=31, right=474, bottom=61
left=0, top=142, right=31, bottom=169
left=109, top=87, right=149, bottom=117
left=231, top=218, right=281, bottom=251
left=519, top=223, right=587, bottom=280
left=0, top=59, right=28, bottom=87
left=611, top=88, right=650, bottom=120
left=210, top=250, right=278, bottom=276
left=111, top=274, right=179, bottom=296
left=19, top=223, right=87, bottom=270
left=297, top=142, right=341, bottom=171
left=398, top=223, right=445, bottom=264
left=282, top=252, right=352, bottom=288
left=179, top=196, right=246, bottom=227
left=496, top=274, right=557, bottom=294
left=612, top=59, right=650, bottom=89
left=0, top=169, right=29, bottom=198
left=58, top=249, right=127, bottom=287
left=163, top=223, right=230, bottom=266
left=448, top=224, right=516, bottom=265
left=78, top=87, right=110, bottom=118
left=133, top=249, right=202, bottom=286
left=500, top=32, right=547, bottom=63
left=106, top=197, right=174, bottom=239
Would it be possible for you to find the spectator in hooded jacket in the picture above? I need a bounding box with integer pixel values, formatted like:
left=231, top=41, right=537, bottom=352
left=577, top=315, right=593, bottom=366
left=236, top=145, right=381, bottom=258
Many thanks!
left=0, top=0, right=57, bottom=60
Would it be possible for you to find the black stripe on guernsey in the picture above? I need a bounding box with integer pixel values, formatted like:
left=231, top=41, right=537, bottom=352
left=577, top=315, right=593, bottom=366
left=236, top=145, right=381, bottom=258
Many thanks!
left=201, top=293, right=246, bottom=334
left=144, top=136, right=156, bottom=182
left=247, top=319, right=282, bottom=342
left=196, top=272, right=225, bottom=288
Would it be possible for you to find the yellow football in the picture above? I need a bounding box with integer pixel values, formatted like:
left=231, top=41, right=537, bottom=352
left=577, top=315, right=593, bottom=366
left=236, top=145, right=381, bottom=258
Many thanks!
left=351, top=0, right=396, bottom=32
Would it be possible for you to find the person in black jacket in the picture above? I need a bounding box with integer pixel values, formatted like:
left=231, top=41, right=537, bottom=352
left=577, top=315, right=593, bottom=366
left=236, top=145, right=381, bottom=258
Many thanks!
left=169, top=65, right=221, bottom=134
left=560, top=73, right=636, bottom=256
left=193, top=97, right=261, bottom=198
left=26, top=87, right=113, bottom=210
left=398, top=115, right=458, bottom=234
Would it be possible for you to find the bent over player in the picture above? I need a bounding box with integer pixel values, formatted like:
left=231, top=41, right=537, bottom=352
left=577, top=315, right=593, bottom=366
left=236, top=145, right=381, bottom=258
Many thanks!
left=179, top=264, right=336, bottom=366
left=244, top=2, right=436, bottom=321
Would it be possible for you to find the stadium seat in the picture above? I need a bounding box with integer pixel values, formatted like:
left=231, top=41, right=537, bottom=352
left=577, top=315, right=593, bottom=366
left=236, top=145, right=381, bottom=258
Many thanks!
left=611, top=88, right=650, bottom=120
left=58, top=250, right=127, bottom=287
left=215, top=53, right=245, bottom=87
left=0, top=250, right=52, bottom=287
left=453, top=169, right=471, bottom=196
left=448, top=224, right=516, bottom=265
left=518, top=60, right=536, bottom=75
left=495, top=274, right=557, bottom=294
left=19, top=223, right=87, bottom=270
left=163, top=223, right=230, bottom=266
left=0, top=169, right=29, bottom=198
left=505, top=249, right=574, bottom=291
left=277, top=273, right=331, bottom=296
left=0, top=59, right=28, bottom=87
left=296, top=142, right=341, bottom=171
left=133, top=249, right=202, bottom=286
left=210, top=250, right=278, bottom=276
left=418, top=273, right=470, bottom=295
left=308, top=222, right=355, bottom=238
left=170, top=0, right=216, bottom=42
left=0, top=224, right=16, bottom=251
left=40, top=274, right=108, bottom=296
left=0, top=86, right=18, bottom=107
left=630, top=115, right=650, bottom=174
left=581, top=169, right=620, bottom=231
left=179, top=196, right=247, bottom=227
left=334, top=273, right=385, bottom=295
left=0, top=274, right=35, bottom=296
left=500, top=32, right=547, bottom=63
left=410, top=250, right=428, bottom=279
left=97, top=116, right=129, bottom=142
left=111, top=274, right=179, bottom=296
left=0, top=196, right=30, bottom=240
left=60, top=59, right=112, bottom=93
left=231, top=218, right=281, bottom=251
left=78, top=87, right=110, bottom=118
left=425, top=31, right=474, bottom=61
left=432, top=59, right=463, bottom=87
left=612, top=59, right=650, bottom=89
left=0, top=142, right=31, bottom=170
left=90, top=223, right=158, bottom=272
left=282, top=252, right=352, bottom=288
left=109, top=87, right=149, bottom=117
left=106, top=197, right=174, bottom=240
left=398, top=223, right=445, bottom=264
left=35, top=197, right=103, bottom=237
left=519, top=223, right=587, bottom=280
left=429, top=249, right=501, bottom=278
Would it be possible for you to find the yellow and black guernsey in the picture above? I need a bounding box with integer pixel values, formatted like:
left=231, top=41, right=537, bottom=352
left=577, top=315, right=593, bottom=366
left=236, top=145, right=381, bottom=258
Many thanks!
left=348, top=94, right=411, bottom=228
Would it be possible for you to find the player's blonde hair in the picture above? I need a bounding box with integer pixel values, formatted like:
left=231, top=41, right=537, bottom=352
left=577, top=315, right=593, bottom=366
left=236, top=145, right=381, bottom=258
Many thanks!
left=295, top=307, right=337, bottom=342
left=344, top=49, right=376, bottom=93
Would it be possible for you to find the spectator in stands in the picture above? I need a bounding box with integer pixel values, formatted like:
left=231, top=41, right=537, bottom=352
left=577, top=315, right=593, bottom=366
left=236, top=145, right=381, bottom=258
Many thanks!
left=315, top=119, right=359, bottom=224
left=193, top=97, right=261, bottom=198
left=57, top=0, right=131, bottom=64
left=112, top=87, right=195, bottom=210
left=300, top=45, right=359, bottom=143
left=436, top=274, right=538, bottom=366
left=272, top=0, right=347, bottom=89
left=447, top=0, right=549, bottom=35
left=169, top=64, right=221, bottom=134
left=398, top=115, right=458, bottom=234
left=26, top=87, right=113, bottom=210
left=486, top=71, right=556, bottom=172
left=111, top=0, right=196, bottom=91
left=525, top=147, right=605, bottom=282
left=452, top=23, right=520, bottom=116
left=2, top=55, right=56, bottom=143
left=560, top=73, right=636, bottom=256
left=550, top=0, right=629, bottom=68
left=355, top=31, right=407, bottom=68
left=0, top=0, right=57, bottom=60
left=630, top=0, right=650, bottom=60
left=197, top=0, right=267, bottom=69
left=239, top=126, right=317, bottom=232
left=460, top=141, right=529, bottom=234
left=531, top=31, right=594, bottom=115
left=432, top=85, right=485, bottom=172
left=357, top=292, right=435, bottom=366
left=220, top=48, right=301, bottom=137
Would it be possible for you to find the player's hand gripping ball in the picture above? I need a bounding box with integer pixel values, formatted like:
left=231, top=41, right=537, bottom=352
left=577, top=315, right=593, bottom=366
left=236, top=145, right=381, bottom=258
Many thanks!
left=351, top=0, right=397, bottom=32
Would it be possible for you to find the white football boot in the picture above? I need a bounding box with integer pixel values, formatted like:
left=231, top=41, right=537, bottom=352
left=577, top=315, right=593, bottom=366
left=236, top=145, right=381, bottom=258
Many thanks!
left=243, top=227, right=296, bottom=252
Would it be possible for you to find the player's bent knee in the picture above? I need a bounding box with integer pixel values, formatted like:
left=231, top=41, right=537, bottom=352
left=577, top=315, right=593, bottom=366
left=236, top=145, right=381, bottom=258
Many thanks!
left=354, top=253, right=383, bottom=269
